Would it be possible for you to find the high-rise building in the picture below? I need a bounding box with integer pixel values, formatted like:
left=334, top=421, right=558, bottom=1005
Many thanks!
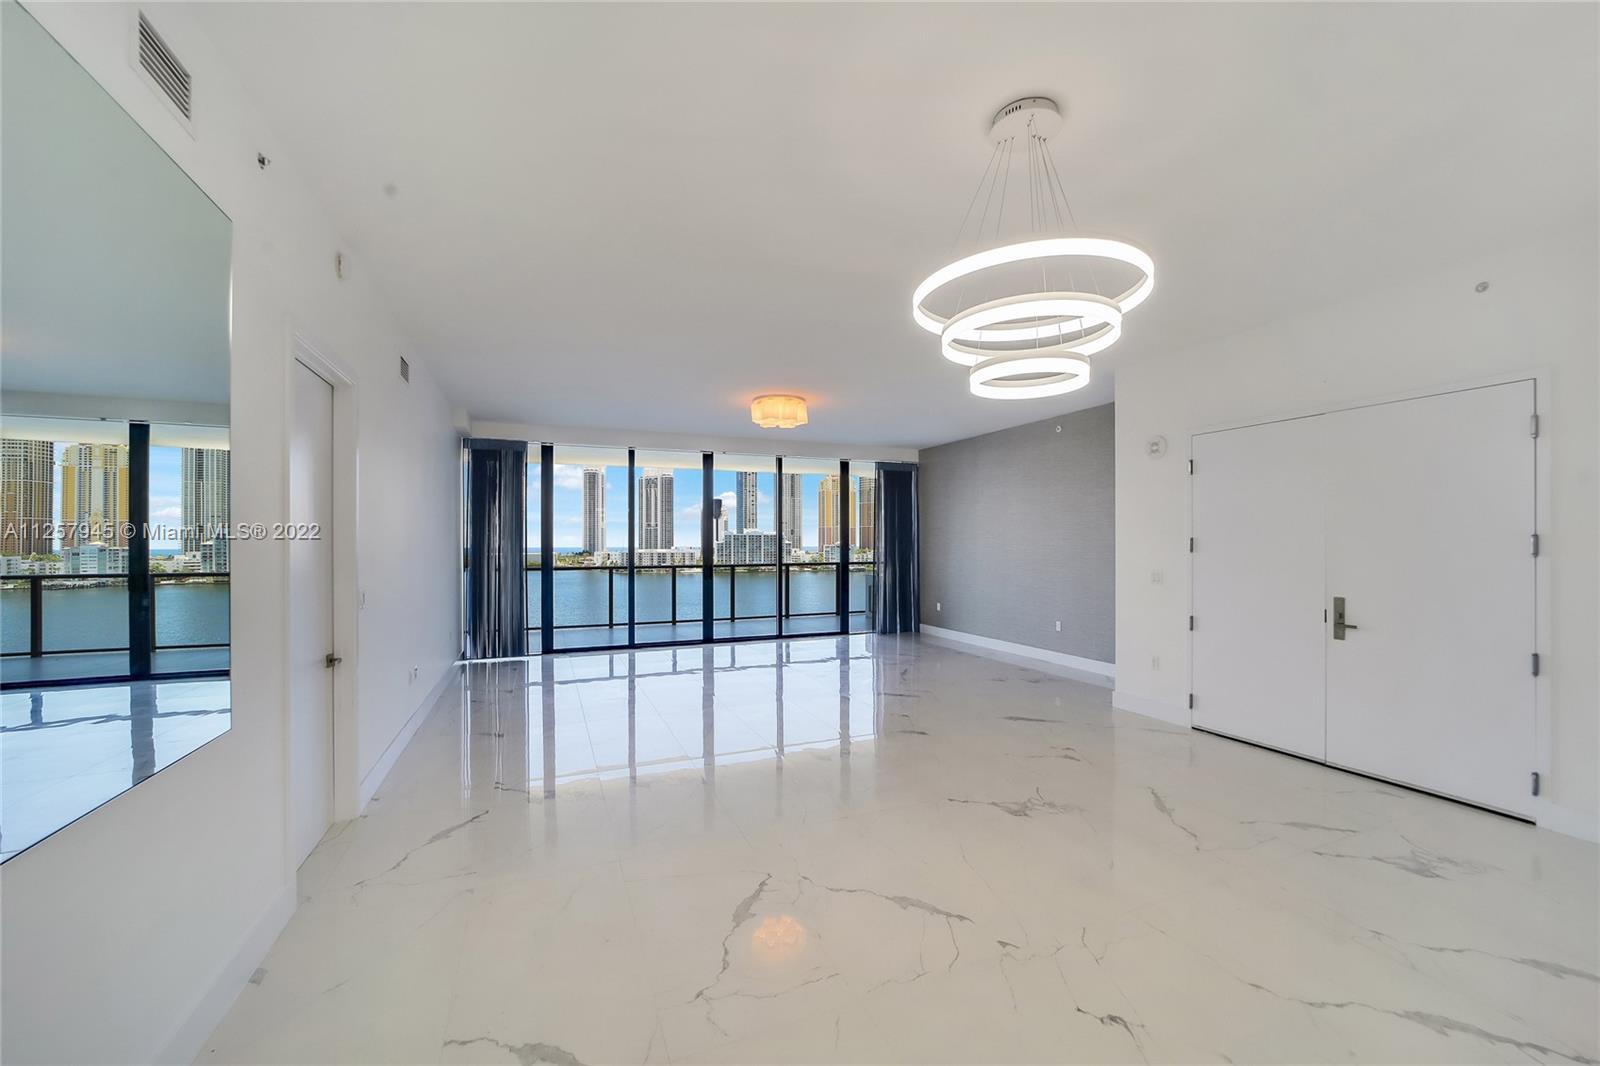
left=818, top=475, right=840, bottom=552
left=637, top=468, right=674, bottom=550
left=780, top=473, right=802, bottom=558
left=182, top=447, right=231, bottom=570
left=581, top=466, right=606, bottom=554
left=709, top=497, right=728, bottom=543
left=855, top=474, right=876, bottom=552
left=713, top=530, right=790, bottom=565
left=60, top=443, right=129, bottom=547
left=1, top=439, right=55, bottom=556
left=735, top=470, right=759, bottom=533
left=820, top=474, right=859, bottom=553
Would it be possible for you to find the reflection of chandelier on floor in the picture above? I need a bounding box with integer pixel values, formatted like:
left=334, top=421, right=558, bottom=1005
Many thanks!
left=912, top=97, right=1154, bottom=400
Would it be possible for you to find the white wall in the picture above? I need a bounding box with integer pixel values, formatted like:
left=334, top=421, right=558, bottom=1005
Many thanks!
left=0, top=4, right=462, bottom=1062
left=1113, top=225, right=1599, bottom=840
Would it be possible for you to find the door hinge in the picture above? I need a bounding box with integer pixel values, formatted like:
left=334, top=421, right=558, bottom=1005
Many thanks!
left=1530, top=414, right=1540, bottom=438
left=1187, top=459, right=1194, bottom=475
left=1531, top=771, right=1541, bottom=797
left=1531, top=652, right=1541, bottom=677
left=1188, top=536, right=1195, bottom=553
left=1187, top=693, right=1195, bottom=709
left=1188, top=614, right=1194, bottom=631
left=1531, top=533, right=1540, bottom=557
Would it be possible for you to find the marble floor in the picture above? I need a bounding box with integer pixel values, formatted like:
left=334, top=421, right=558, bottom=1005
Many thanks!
left=201, top=635, right=1597, bottom=1065
left=1, top=677, right=231, bottom=860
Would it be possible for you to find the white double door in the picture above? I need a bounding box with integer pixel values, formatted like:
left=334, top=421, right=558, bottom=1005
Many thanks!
left=1191, top=380, right=1536, bottom=817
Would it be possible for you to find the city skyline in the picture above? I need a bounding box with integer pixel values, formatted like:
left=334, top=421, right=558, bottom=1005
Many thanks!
left=0, top=438, right=230, bottom=564
left=530, top=462, right=875, bottom=554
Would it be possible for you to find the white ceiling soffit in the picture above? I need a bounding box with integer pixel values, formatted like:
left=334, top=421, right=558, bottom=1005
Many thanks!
left=193, top=2, right=1597, bottom=449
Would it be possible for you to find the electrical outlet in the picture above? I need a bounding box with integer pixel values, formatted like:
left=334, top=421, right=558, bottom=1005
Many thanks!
left=1054, top=620, right=1061, bottom=632
left=1150, top=569, right=1164, bottom=585
left=1151, top=655, right=1161, bottom=671
left=936, top=602, right=942, bottom=612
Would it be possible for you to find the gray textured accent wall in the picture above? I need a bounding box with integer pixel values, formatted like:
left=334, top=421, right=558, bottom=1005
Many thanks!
left=919, top=403, right=1115, bottom=662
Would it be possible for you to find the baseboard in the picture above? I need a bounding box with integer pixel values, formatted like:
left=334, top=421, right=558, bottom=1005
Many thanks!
left=357, top=663, right=458, bottom=811
left=1535, top=798, right=1600, bottom=843
left=1111, top=688, right=1191, bottom=727
left=154, top=880, right=296, bottom=1064
left=920, top=624, right=1115, bottom=685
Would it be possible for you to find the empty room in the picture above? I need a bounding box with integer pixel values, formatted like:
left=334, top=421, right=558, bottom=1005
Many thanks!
left=1, top=2, right=1596, bottom=1064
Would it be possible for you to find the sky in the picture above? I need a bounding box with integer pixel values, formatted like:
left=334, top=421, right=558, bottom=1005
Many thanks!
left=532, top=463, right=864, bottom=552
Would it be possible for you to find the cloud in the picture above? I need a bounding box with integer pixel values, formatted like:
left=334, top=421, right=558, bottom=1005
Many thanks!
left=551, top=464, right=586, bottom=490
left=719, top=491, right=736, bottom=508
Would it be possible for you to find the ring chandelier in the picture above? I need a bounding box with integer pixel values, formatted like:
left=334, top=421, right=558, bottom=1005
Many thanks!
left=911, top=97, right=1154, bottom=400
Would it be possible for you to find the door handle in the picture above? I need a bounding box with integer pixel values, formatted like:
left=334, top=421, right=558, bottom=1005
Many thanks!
left=325, top=653, right=343, bottom=668
left=1332, top=596, right=1357, bottom=640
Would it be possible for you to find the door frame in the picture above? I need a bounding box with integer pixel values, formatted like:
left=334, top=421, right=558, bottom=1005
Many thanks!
left=1186, top=368, right=1551, bottom=822
left=283, top=328, right=361, bottom=873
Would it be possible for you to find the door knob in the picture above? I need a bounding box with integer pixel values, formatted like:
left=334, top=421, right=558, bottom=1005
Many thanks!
left=1332, top=597, right=1357, bottom=640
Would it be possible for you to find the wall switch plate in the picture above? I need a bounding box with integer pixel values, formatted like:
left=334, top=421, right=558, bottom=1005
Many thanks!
left=1054, top=620, right=1061, bottom=632
left=936, top=602, right=942, bottom=612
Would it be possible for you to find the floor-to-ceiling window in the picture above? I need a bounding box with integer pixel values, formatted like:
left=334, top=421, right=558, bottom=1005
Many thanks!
left=525, top=449, right=542, bottom=638
left=781, top=458, right=842, bottom=636
left=632, top=450, right=703, bottom=646
left=471, top=443, right=900, bottom=655
left=849, top=461, right=877, bottom=632
left=2, top=417, right=131, bottom=685
left=550, top=445, right=629, bottom=650
left=712, top=453, right=777, bottom=640
left=149, top=423, right=231, bottom=676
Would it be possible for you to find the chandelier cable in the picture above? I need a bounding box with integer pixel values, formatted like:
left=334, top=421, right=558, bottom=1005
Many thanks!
left=951, top=141, right=1003, bottom=253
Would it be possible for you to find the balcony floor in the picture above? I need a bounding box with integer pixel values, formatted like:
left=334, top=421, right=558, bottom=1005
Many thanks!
left=548, top=614, right=868, bottom=651
left=0, top=647, right=231, bottom=687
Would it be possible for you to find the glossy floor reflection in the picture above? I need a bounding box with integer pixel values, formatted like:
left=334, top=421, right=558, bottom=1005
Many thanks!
left=201, top=635, right=1597, bottom=1064
left=1, top=677, right=230, bottom=861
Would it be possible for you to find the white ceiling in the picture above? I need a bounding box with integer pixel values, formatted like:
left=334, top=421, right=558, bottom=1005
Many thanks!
left=190, top=2, right=1595, bottom=450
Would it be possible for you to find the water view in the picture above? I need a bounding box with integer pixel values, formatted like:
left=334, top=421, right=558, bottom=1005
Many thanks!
left=532, top=567, right=870, bottom=628
left=0, top=581, right=230, bottom=655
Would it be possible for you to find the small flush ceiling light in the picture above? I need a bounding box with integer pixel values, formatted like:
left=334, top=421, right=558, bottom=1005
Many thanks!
left=912, top=96, right=1155, bottom=400
left=751, top=394, right=808, bottom=429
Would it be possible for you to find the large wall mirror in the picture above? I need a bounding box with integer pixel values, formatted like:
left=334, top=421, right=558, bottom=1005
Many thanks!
left=0, top=1, right=232, bottom=860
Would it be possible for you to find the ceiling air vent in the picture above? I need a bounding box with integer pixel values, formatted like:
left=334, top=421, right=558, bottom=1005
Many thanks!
left=399, top=357, right=411, bottom=383
left=137, top=12, right=191, bottom=122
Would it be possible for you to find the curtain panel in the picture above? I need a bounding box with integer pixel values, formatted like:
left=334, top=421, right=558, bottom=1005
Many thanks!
left=464, top=438, right=528, bottom=659
left=873, top=462, right=920, bottom=634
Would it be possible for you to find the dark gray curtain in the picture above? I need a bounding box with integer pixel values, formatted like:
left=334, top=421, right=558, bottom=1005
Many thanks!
left=873, top=462, right=920, bottom=634
left=464, top=439, right=527, bottom=659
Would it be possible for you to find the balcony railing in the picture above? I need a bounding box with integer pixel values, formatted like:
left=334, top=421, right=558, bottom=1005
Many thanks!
left=526, top=561, right=875, bottom=636
left=0, top=572, right=231, bottom=658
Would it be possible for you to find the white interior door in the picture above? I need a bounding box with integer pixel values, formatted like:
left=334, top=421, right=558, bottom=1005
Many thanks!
left=290, top=361, right=335, bottom=865
left=1191, top=416, right=1327, bottom=759
left=1323, top=381, right=1536, bottom=816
